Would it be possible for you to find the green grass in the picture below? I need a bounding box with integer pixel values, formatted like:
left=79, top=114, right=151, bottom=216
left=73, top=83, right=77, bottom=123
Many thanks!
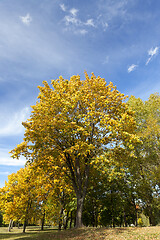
left=1, top=226, right=160, bottom=240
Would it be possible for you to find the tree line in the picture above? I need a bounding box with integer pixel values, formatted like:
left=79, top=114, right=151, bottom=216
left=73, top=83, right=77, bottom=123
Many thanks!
left=0, top=73, right=160, bottom=232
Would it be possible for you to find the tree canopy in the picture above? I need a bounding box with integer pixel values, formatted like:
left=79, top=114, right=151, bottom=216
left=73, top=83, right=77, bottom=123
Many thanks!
left=10, top=72, right=139, bottom=228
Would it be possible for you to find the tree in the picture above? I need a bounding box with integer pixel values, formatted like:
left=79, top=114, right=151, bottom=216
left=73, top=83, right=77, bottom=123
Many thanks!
left=0, top=167, right=41, bottom=232
left=127, top=93, right=160, bottom=225
left=11, top=72, right=138, bottom=228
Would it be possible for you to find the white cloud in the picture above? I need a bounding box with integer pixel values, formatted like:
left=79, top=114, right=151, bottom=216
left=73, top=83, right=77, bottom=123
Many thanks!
left=0, top=107, right=30, bottom=137
left=62, top=5, right=96, bottom=34
left=85, top=19, right=95, bottom=27
left=64, top=8, right=79, bottom=27
left=0, top=148, right=26, bottom=166
left=128, top=64, right=138, bottom=73
left=146, top=46, right=159, bottom=65
left=70, top=8, right=78, bottom=16
left=64, top=15, right=79, bottom=25
left=20, top=13, right=32, bottom=26
left=60, top=3, right=66, bottom=12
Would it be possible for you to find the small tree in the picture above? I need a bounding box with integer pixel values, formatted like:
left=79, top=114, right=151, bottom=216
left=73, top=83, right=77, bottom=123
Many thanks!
left=0, top=167, right=40, bottom=232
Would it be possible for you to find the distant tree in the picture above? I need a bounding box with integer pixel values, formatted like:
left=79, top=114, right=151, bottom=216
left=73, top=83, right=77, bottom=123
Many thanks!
left=127, top=93, right=160, bottom=225
left=0, top=167, right=41, bottom=233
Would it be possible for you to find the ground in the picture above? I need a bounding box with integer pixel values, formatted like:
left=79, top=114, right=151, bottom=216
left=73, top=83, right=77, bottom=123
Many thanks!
left=0, top=226, right=160, bottom=239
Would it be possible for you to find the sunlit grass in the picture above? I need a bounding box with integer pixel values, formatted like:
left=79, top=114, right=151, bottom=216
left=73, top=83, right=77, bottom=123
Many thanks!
left=1, top=226, right=160, bottom=239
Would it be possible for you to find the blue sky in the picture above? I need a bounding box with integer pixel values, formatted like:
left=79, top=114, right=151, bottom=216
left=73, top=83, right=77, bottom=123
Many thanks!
left=0, top=0, right=160, bottom=187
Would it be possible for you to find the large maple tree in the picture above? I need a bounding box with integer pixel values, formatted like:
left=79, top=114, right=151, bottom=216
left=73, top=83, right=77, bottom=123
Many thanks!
left=11, top=72, right=138, bottom=227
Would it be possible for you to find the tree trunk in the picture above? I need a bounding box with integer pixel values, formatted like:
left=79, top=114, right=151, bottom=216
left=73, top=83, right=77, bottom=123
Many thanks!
left=147, top=205, right=156, bottom=226
left=23, top=219, right=27, bottom=233
left=65, top=153, right=90, bottom=228
left=70, top=210, right=73, bottom=229
left=124, top=211, right=127, bottom=227
left=135, top=206, right=138, bottom=227
left=63, top=211, right=69, bottom=230
left=58, top=207, right=64, bottom=230
left=75, top=196, right=84, bottom=228
left=95, top=206, right=98, bottom=227
left=17, top=222, right=20, bottom=229
left=41, top=211, right=45, bottom=231
left=149, top=212, right=156, bottom=226
left=8, top=219, right=13, bottom=232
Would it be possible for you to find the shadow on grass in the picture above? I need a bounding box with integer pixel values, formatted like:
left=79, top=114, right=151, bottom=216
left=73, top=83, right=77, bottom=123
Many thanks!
left=0, top=228, right=59, bottom=240
left=0, top=232, right=37, bottom=240
left=0, top=227, right=138, bottom=240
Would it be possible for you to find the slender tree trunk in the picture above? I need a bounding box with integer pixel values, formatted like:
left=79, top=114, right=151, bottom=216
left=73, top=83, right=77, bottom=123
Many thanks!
left=124, top=211, right=127, bottom=227
left=11, top=220, right=13, bottom=229
left=110, top=190, right=115, bottom=228
left=41, top=211, right=45, bottom=231
left=135, top=206, right=138, bottom=227
left=95, top=206, right=98, bottom=227
left=63, top=211, right=69, bottom=230
left=74, top=215, right=76, bottom=227
left=120, top=215, right=123, bottom=227
left=8, top=219, right=13, bottom=232
left=58, top=207, right=64, bottom=230
left=23, top=219, right=27, bottom=233
left=70, top=210, right=73, bottom=229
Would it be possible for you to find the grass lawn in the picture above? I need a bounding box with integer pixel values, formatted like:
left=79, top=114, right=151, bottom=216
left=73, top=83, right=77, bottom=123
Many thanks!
left=1, top=226, right=160, bottom=240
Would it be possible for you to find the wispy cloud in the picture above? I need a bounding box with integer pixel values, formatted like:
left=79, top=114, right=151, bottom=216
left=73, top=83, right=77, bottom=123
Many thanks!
left=61, top=3, right=114, bottom=34
left=128, top=64, right=138, bottom=73
left=61, top=5, right=98, bottom=34
left=70, top=8, right=78, bottom=16
left=20, top=13, right=32, bottom=26
left=63, top=7, right=85, bottom=34
left=146, top=46, right=159, bottom=65
left=85, top=19, right=95, bottom=27
left=64, top=15, right=79, bottom=26
left=0, top=107, right=30, bottom=137
left=60, top=3, right=66, bottom=12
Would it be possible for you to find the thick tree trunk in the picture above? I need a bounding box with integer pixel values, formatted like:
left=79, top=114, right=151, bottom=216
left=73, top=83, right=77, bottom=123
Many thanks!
left=75, top=196, right=84, bottom=228
left=65, top=153, right=90, bottom=228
